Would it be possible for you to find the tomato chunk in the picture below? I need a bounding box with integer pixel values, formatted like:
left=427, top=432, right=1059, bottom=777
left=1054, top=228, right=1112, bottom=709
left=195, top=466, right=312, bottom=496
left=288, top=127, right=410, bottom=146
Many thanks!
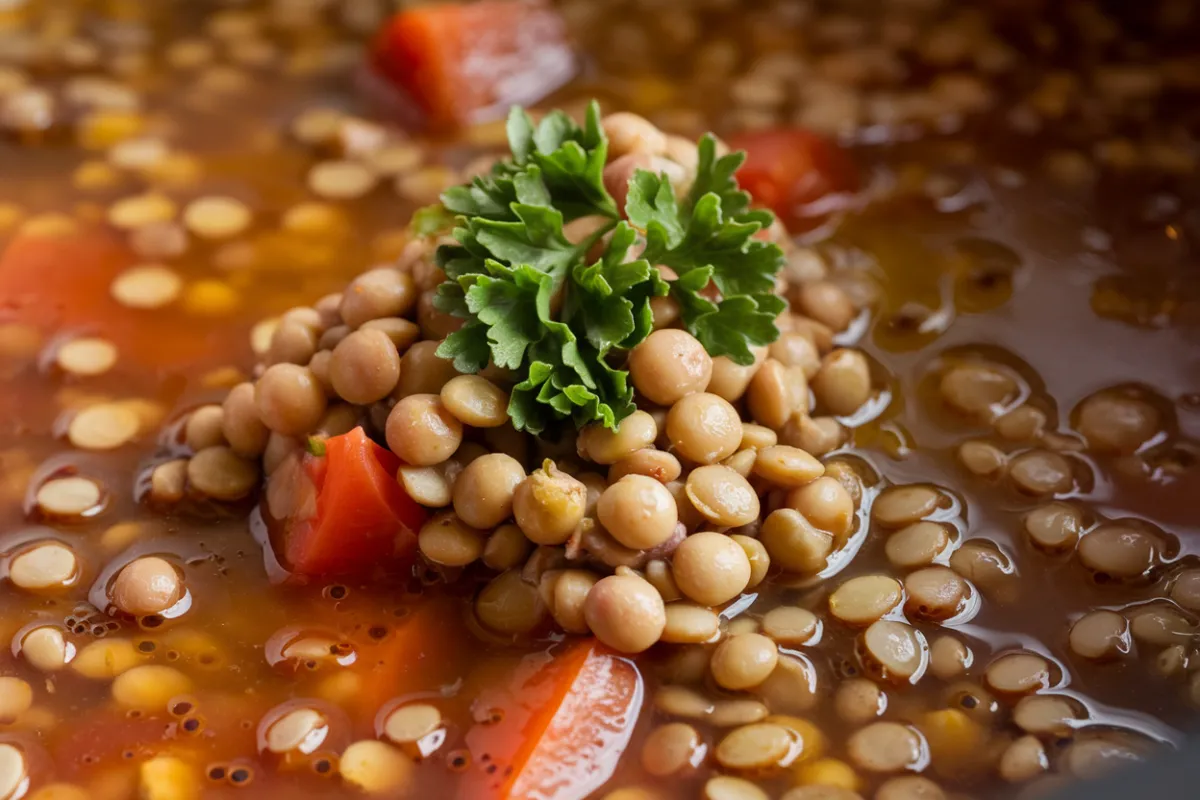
left=282, top=427, right=427, bottom=577
left=461, top=639, right=643, bottom=799
left=370, top=0, right=576, bottom=129
left=729, top=128, right=859, bottom=232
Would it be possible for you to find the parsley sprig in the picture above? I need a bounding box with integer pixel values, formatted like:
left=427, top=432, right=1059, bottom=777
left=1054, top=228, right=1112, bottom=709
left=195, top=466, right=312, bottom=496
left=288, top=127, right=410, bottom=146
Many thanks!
left=433, top=102, right=784, bottom=433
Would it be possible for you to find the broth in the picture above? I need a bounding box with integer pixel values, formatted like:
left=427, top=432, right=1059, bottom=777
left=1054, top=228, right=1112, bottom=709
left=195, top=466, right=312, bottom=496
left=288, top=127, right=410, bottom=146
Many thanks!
left=0, top=1, right=1198, bottom=799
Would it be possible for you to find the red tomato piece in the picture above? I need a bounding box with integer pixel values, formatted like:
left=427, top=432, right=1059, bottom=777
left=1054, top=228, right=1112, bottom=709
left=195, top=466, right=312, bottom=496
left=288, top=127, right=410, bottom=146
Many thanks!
left=283, top=427, right=426, bottom=577
left=729, top=128, right=859, bottom=232
left=370, top=0, right=576, bottom=129
left=460, top=639, right=643, bottom=800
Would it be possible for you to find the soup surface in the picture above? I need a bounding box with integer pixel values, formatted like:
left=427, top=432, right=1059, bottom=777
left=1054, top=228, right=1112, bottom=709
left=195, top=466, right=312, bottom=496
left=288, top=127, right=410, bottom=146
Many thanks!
left=1, top=1, right=1198, bottom=799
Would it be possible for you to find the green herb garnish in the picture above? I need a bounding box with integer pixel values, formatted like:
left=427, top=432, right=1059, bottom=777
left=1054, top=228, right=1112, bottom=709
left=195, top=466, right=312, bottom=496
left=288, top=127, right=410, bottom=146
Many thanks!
left=434, top=101, right=784, bottom=433
left=305, top=436, right=327, bottom=457
left=411, top=203, right=456, bottom=237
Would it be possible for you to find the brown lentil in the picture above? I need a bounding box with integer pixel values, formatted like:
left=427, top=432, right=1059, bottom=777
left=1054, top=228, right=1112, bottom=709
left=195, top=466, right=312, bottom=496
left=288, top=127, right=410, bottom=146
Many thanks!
left=629, top=329, right=713, bottom=406
left=760, top=509, right=834, bottom=574
left=985, top=653, right=1052, bottom=695
left=584, top=574, right=666, bottom=654
left=829, top=575, right=903, bottom=626
left=787, top=476, right=855, bottom=537
left=666, top=393, right=743, bottom=464
left=598, top=475, right=679, bottom=549
left=746, top=359, right=808, bottom=430
left=686, top=465, right=760, bottom=528
left=812, top=349, right=872, bottom=416
left=187, top=446, right=260, bottom=500
left=641, top=722, right=702, bottom=777
left=846, top=722, right=923, bottom=772
left=451, top=453, right=524, bottom=530
left=671, top=531, right=752, bottom=606
left=386, top=394, right=463, bottom=467
left=579, top=411, right=658, bottom=465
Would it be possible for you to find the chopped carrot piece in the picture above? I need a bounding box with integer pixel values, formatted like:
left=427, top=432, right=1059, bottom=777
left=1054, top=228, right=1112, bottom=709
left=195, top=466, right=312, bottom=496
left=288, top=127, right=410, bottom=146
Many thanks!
left=370, top=0, right=576, bottom=129
left=461, top=639, right=643, bottom=799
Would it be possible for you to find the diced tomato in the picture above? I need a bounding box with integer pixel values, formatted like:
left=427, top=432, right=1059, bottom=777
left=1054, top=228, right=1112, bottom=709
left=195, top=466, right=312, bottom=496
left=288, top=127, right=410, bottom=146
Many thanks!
left=729, top=128, right=859, bottom=232
left=282, top=427, right=427, bottom=577
left=0, top=227, right=240, bottom=370
left=460, top=639, right=643, bottom=800
left=370, top=0, right=576, bottom=129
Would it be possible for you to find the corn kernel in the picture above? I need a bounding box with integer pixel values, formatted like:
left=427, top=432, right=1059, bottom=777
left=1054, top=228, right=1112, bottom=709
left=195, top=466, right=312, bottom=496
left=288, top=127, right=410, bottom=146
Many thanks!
left=139, top=755, right=198, bottom=800
left=793, top=757, right=861, bottom=791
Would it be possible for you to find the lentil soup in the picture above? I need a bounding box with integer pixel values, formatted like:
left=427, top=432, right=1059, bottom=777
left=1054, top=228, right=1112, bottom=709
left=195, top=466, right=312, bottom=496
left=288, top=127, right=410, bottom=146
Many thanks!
left=1, top=1, right=1198, bottom=799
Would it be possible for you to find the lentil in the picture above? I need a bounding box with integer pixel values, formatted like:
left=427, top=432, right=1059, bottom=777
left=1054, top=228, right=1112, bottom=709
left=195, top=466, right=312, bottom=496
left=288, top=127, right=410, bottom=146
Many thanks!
left=67, top=403, right=140, bottom=450
left=666, top=393, right=743, bottom=464
left=641, top=722, right=702, bottom=777
left=847, top=722, right=923, bottom=772
left=9, top=541, right=78, bottom=592
left=629, top=329, right=713, bottom=406
left=671, top=531, right=752, bottom=606
left=56, top=337, right=118, bottom=377
left=761, top=509, right=834, bottom=576
left=829, top=575, right=903, bottom=625
left=584, top=574, right=665, bottom=654
left=598, top=475, right=679, bottom=549
left=761, top=606, right=819, bottom=645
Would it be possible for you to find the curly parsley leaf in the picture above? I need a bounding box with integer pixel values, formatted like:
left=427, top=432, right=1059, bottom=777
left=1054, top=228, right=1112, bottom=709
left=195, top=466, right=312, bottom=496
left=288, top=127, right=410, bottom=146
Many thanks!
left=434, top=101, right=786, bottom=430
left=411, top=204, right=456, bottom=237
left=630, top=156, right=786, bottom=366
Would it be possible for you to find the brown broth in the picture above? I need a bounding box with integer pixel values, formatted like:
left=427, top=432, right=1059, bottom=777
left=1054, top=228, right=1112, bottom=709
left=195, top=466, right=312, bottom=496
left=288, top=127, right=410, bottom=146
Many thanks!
left=0, top=0, right=1198, bottom=798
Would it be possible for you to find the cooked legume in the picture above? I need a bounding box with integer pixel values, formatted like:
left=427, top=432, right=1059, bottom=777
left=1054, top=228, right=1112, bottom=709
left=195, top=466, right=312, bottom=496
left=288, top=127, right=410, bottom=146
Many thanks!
left=584, top=573, right=666, bottom=653
left=598, top=475, right=679, bottom=549
left=111, top=556, right=182, bottom=616
left=666, top=393, right=743, bottom=464
left=760, top=509, right=834, bottom=574
left=386, top=394, right=463, bottom=467
left=629, top=329, right=712, bottom=406
left=686, top=465, right=759, bottom=528
left=9, top=541, right=78, bottom=592
left=1, top=9, right=1193, bottom=799
left=829, top=575, right=903, bottom=625
left=671, top=531, right=752, bottom=606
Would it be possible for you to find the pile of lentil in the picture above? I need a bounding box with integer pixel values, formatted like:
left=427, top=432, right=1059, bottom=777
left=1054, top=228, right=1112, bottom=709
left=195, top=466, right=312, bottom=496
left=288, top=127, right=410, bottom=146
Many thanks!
left=1, top=1, right=1198, bottom=799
